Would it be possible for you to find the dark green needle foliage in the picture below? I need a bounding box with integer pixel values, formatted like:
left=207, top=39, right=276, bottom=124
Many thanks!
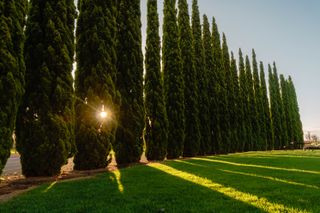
left=230, top=52, right=240, bottom=152
left=163, top=0, right=185, bottom=159
left=269, top=63, right=283, bottom=150
left=74, top=0, right=119, bottom=170
left=178, top=0, right=200, bottom=157
left=115, top=0, right=145, bottom=164
left=206, top=17, right=221, bottom=154
left=221, top=34, right=232, bottom=153
left=251, top=50, right=263, bottom=150
left=238, top=50, right=248, bottom=152
left=259, top=62, right=274, bottom=150
left=287, top=77, right=304, bottom=148
left=245, top=56, right=254, bottom=151
left=145, top=0, right=168, bottom=161
left=16, top=0, right=76, bottom=176
left=280, top=74, right=290, bottom=149
left=0, top=0, right=27, bottom=174
left=192, top=1, right=210, bottom=155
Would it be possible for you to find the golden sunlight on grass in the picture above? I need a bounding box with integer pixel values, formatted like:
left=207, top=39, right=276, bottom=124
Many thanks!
left=220, top=169, right=319, bottom=190
left=43, top=181, right=57, bottom=193
left=174, top=159, right=207, bottom=167
left=195, top=157, right=320, bottom=175
left=148, top=163, right=307, bottom=213
left=112, top=170, right=124, bottom=193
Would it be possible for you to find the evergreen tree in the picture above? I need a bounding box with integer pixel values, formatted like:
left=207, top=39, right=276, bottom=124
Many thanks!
left=209, top=17, right=222, bottom=154
left=280, top=74, right=290, bottom=149
left=145, top=0, right=168, bottom=161
left=221, top=33, right=233, bottom=153
left=281, top=76, right=293, bottom=147
left=16, top=0, right=76, bottom=176
left=230, top=52, right=240, bottom=152
left=178, top=0, right=200, bottom=157
left=245, top=55, right=254, bottom=151
left=269, top=63, right=283, bottom=149
left=163, top=0, right=185, bottom=159
left=192, top=2, right=210, bottom=155
left=251, top=50, right=263, bottom=150
left=74, top=0, right=119, bottom=170
left=238, top=49, right=248, bottom=152
left=115, top=0, right=145, bottom=164
left=287, top=77, right=304, bottom=148
left=259, top=62, right=273, bottom=150
left=0, top=0, right=27, bottom=174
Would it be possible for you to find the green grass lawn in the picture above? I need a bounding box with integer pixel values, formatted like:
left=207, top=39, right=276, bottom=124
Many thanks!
left=1, top=150, right=320, bottom=212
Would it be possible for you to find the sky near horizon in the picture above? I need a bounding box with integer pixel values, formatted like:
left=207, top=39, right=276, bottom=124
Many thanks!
left=140, top=0, right=320, bottom=136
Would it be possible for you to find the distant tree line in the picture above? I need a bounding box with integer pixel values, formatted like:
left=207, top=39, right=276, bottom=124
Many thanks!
left=0, top=0, right=304, bottom=176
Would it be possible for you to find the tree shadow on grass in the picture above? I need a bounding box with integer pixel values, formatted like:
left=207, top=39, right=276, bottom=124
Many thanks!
left=0, top=164, right=264, bottom=213
left=208, top=154, right=320, bottom=172
left=166, top=159, right=317, bottom=212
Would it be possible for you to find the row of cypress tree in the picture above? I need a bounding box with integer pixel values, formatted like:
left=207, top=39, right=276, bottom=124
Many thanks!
left=0, top=0, right=304, bottom=176
left=145, top=0, right=304, bottom=161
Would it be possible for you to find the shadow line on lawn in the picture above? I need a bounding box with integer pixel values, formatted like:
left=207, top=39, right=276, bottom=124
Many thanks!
left=148, top=163, right=306, bottom=213
left=195, top=157, right=320, bottom=175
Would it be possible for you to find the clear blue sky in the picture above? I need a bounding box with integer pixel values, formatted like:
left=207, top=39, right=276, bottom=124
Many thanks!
left=141, top=0, right=320, bottom=136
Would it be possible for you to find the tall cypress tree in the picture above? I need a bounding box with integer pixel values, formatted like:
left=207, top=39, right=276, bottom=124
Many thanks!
left=16, top=0, right=76, bottom=176
left=280, top=74, right=290, bottom=149
left=282, top=76, right=294, bottom=148
left=269, top=63, right=283, bottom=150
left=145, top=0, right=168, bottom=161
left=259, top=62, right=273, bottom=150
left=178, top=0, right=200, bottom=157
left=230, top=52, right=240, bottom=152
left=287, top=77, right=304, bottom=148
left=192, top=1, right=209, bottom=155
left=163, top=0, right=185, bottom=159
left=252, top=50, right=263, bottom=150
left=245, top=55, right=254, bottom=151
left=0, top=0, right=27, bottom=174
left=274, top=63, right=288, bottom=149
left=238, top=49, right=248, bottom=152
left=209, top=17, right=223, bottom=154
left=115, top=0, right=144, bottom=164
left=74, top=0, right=118, bottom=170
left=221, top=33, right=232, bottom=153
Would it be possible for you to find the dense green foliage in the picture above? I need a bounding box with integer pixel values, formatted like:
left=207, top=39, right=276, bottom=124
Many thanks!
left=251, top=50, right=263, bottom=150
left=200, top=15, right=214, bottom=154
left=0, top=0, right=27, bottom=174
left=269, top=63, right=286, bottom=150
left=115, top=0, right=145, bottom=164
left=1, top=151, right=320, bottom=212
left=221, top=34, right=232, bottom=153
left=178, top=0, right=200, bottom=157
left=280, top=76, right=304, bottom=149
left=74, top=0, right=118, bottom=170
left=16, top=0, right=76, bottom=176
left=259, top=62, right=274, bottom=150
left=211, top=18, right=227, bottom=154
left=163, top=0, right=185, bottom=159
left=230, top=52, right=240, bottom=152
left=238, top=50, right=248, bottom=152
left=192, top=1, right=210, bottom=155
left=145, top=0, right=168, bottom=161
left=245, top=56, right=255, bottom=151
left=287, top=77, right=304, bottom=148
